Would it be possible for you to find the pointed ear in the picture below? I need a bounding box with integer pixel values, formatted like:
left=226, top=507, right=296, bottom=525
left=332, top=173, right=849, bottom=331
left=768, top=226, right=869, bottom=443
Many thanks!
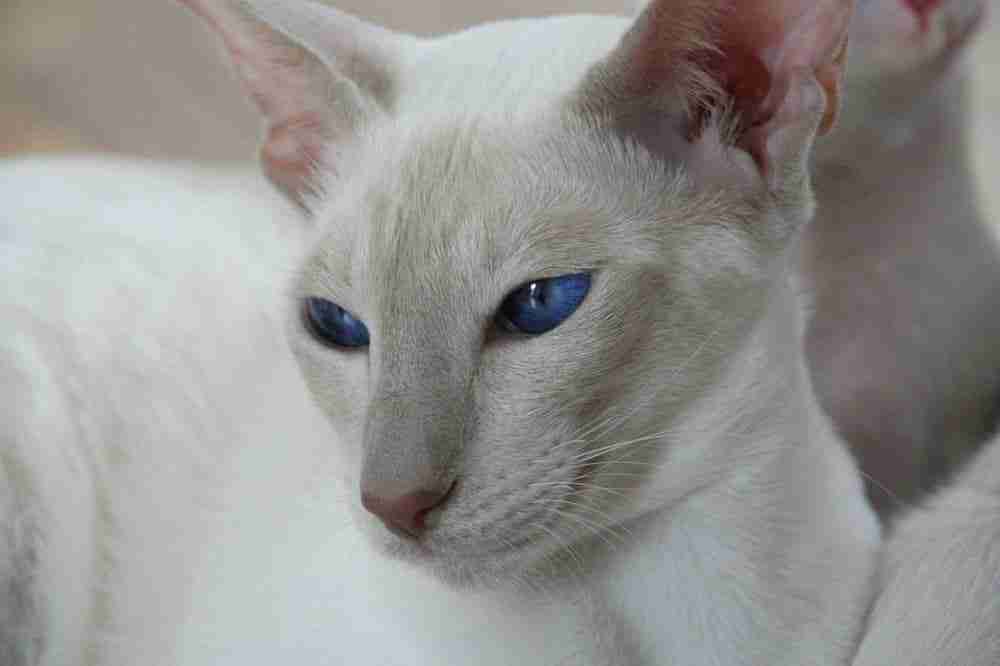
left=178, top=0, right=419, bottom=205
left=851, top=0, right=985, bottom=77
left=576, top=0, right=853, bottom=177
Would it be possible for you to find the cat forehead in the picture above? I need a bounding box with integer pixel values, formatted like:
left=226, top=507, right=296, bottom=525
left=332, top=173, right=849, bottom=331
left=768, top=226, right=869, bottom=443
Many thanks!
left=306, top=115, right=704, bottom=299
left=299, top=12, right=767, bottom=298
left=399, top=15, right=629, bottom=114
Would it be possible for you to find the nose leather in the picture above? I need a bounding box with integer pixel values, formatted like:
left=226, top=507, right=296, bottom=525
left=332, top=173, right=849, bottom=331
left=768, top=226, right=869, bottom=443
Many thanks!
left=361, top=488, right=450, bottom=537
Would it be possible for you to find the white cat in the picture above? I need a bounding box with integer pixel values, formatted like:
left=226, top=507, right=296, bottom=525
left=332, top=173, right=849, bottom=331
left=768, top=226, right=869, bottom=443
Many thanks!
left=1, top=0, right=888, bottom=663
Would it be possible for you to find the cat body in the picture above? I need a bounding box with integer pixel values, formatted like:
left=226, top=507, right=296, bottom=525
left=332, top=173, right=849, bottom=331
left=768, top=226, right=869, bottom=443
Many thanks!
left=1, top=0, right=885, bottom=664
left=854, top=429, right=1000, bottom=666
left=0, top=158, right=301, bottom=665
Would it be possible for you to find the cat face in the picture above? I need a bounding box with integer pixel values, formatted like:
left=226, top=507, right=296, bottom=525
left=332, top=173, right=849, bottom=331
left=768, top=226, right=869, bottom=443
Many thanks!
left=290, top=118, right=779, bottom=582
left=183, top=0, right=851, bottom=585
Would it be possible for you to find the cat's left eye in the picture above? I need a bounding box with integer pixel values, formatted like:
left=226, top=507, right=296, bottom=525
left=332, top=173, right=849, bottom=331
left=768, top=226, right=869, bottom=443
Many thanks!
left=496, top=273, right=592, bottom=336
left=303, top=297, right=371, bottom=349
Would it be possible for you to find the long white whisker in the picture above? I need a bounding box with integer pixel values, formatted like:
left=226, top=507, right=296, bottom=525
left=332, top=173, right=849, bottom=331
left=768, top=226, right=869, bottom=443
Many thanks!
left=551, top=498, right=635, bottom=543
left=533, top=522, right=588, bottom=581
left=528, top=479, right=632, bottom=502
left=570, top=431, right=668, bottom=465
left=543, top=501, right=628, bottom=551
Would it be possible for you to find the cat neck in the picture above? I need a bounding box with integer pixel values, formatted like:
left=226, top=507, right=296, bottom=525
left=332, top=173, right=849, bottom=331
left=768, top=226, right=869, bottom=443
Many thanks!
left=518, top=263, right=881, bottom=664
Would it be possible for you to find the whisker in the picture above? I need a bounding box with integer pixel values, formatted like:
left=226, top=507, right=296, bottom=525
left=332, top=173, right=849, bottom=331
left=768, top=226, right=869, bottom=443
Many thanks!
left=551, top=498, right=636, bottom=542
left=570, top=431, right=668, bottom=465
left=574, top=425, right=771, bottom=467
left=857, top=468, right=909, bottom=512
left=533, top=522, right=588, bottom=581
left=528, top=479, right=631, bottom=502
left=541, top=501, right=628, bottom=550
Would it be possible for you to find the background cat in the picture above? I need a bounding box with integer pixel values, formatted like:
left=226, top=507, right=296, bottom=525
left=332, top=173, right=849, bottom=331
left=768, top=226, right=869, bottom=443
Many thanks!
left=803, top=0, right=1000, bottom=514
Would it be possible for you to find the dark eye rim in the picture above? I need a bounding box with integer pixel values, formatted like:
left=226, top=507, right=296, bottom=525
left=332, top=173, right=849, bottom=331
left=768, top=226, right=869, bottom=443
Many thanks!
left=301, top=297, right=371, bottom=351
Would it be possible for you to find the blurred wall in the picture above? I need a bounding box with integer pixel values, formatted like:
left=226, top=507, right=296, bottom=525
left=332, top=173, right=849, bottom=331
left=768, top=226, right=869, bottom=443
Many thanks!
left=0, top=0, right=625, bottom=161
left=1, top=0, right=998, bottom=217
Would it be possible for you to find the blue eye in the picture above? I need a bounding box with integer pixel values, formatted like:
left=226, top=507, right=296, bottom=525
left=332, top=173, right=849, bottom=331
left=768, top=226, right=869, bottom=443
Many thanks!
left=303, top=297, right=371, bottom=349
left=497, top=273, right=591, bottom=336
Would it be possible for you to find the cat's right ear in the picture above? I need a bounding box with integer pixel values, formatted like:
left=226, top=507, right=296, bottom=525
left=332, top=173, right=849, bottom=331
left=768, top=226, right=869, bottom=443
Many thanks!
left=178, top=0, right=419, bottom=207
left=575, top=0, right=853, bottom=186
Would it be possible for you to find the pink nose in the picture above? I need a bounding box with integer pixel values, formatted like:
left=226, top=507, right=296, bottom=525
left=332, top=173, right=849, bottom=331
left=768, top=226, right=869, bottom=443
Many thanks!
left=361, top=488, right=450, bottom=537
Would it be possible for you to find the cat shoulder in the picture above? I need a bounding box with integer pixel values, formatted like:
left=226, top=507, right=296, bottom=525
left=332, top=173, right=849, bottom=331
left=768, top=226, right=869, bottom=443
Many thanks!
left=854, top=434, right=1000, bottom=666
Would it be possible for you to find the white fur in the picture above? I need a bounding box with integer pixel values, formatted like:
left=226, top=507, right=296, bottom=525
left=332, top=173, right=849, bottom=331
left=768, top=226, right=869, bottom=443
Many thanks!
left=853, top=433, right=1000, bottom=666
left=0, top=157, right=303, bottom=665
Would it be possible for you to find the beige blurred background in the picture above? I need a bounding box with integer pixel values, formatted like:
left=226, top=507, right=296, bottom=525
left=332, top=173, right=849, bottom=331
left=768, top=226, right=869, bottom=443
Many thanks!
left=1, top=0, right=998, bottom=214
left=0, top=0, right=617, bottom=160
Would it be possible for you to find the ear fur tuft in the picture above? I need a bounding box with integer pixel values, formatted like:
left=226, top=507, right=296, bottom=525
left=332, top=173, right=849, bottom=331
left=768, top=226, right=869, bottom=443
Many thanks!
left=178, top=0, right=415, bottom=206
left=576, top=0, right=853, bottom=175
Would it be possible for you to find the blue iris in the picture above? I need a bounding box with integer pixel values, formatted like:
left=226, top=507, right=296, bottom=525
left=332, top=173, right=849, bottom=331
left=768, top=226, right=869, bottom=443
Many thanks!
left=497, top=273, right=591, bottom=335
left=303, top=297, right=371, bottom=348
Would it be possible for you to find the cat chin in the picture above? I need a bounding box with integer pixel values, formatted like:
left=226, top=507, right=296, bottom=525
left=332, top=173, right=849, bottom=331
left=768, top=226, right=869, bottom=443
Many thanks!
left=359, top=517, right=581, bottom=590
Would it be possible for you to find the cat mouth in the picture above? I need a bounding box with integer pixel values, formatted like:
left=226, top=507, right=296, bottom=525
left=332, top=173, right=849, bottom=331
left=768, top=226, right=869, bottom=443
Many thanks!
left=374, top=503, right=563, bottom=564
left=366, top=454, right=610, bottom=575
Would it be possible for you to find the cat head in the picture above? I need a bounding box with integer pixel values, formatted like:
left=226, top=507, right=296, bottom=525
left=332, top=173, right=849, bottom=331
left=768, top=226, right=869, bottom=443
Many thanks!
left=181, top=0, right=851, bottom=585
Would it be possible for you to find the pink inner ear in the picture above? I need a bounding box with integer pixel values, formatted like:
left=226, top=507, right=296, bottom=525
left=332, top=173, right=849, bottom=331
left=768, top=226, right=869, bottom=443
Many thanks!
left=262, top=113, right=327, bottom=200
left=904, top=0, right=945, bottom=30
left=179, top=0, right=339, bottom=203
left=700, top=0, right=851, bottom=147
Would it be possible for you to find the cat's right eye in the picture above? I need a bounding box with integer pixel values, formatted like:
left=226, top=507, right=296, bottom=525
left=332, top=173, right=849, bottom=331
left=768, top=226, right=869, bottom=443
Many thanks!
left=496, top=273, right=591, bottom=336
left=302, top=297, right=371, bottom=349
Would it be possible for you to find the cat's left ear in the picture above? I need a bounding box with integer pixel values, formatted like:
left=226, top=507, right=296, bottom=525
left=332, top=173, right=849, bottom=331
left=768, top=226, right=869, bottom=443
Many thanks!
left=576, top=0, right=853, bottom=180
left=179, top=0, right=420, bottom=206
